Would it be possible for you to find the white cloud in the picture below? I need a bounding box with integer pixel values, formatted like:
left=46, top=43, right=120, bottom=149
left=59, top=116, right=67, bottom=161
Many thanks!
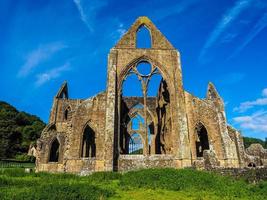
left=233, top=110, right=267, bottom=132
left=35, top=62, right=71, bottom=87
left=73, top=0, right=106, bottom=32
left=234, top=88, right=267, bottom=112
left=262, top=88, right=267, bottom=97
left=198, top=0, right=253, bottom=62
left=18, top=42, right=67, bottom=77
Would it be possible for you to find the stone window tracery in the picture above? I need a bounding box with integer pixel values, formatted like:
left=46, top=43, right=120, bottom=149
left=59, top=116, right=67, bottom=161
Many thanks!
left=120, top=60, right=170, bottom=155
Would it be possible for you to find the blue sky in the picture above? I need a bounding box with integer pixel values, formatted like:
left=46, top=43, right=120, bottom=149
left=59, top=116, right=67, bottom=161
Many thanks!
left=0, top=0, right=267, bottom=139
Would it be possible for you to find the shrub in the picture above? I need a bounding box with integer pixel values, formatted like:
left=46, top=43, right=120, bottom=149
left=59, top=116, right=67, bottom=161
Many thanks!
left=15, top=154, right=35, bottom=163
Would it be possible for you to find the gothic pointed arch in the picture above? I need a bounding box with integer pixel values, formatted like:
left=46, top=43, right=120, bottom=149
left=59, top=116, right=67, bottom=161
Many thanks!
left=118, top=56, right=171, bottom=91
left=195, top=122, right=210, bottom=157
left=81, top=124, right=96, bottom=158
left=49, top=138, right=60, bottom=162
left=115, top=16, right=174, bottom=49
left=64, top=106, right=71, bottom=121
left=136, top=24, right=152, bottom=48
left=56, top=81, right=68, bottom=99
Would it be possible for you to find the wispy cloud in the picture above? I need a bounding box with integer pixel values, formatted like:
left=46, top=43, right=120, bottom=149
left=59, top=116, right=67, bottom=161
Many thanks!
left=233, top=110, right=267, bottom=132
left=228, top=11, right=267, bottom=59
left=151, top=0, right=200, bottom=21
left=219, top=72, right=245, bottom=85
left=73, top=0, right=106, bottom=32
left=73, top=0, right=93, bottom=32
left=117, top=23, right=126, bottom=37
left=35, top=62, right=71, bottom=87
left=198, top=0, right=253, bottom=63
left=234, top=88, right=267, bottom=112
left=18, top=42, right=67, bottom=77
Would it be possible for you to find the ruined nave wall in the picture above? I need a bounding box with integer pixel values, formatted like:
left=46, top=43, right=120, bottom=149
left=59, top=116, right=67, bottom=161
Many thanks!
left=184, top=91, right=240, bottom=167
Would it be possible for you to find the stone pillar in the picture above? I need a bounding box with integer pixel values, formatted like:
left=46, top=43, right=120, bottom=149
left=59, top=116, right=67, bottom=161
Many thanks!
left=173, top=52, right=191, bottom=166
left=104, top=49, right=118, bottom=171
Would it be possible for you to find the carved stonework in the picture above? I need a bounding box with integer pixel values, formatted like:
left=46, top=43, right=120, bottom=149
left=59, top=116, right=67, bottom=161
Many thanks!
left=35, top=16, right=265, bottom=173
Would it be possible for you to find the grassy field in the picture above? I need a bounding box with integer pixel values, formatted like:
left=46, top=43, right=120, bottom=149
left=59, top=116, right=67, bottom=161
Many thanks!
left=0, top=168, right=267, bottom=200
left=0, top=160, right=35, bottom=169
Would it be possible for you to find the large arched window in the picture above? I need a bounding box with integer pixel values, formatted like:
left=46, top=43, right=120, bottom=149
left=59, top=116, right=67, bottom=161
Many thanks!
left=49, top=138, right=60, bottom=162
left=81, top=125, right=96, bottom=158
left=195, top=123, right=210, bottom=157
left=131, top=114, right=144, bottom=130
left=136, top=25, right=151, bottom=48
left=120, top=60, right=170, bottom=155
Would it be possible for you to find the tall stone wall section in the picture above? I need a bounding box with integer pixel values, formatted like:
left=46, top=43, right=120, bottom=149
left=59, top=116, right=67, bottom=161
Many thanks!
left=35, top=16, right=265, bottom=174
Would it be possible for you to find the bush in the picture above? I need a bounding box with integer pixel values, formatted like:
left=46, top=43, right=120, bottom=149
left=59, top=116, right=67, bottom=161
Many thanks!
left=15, top=154, right=35, bottom=163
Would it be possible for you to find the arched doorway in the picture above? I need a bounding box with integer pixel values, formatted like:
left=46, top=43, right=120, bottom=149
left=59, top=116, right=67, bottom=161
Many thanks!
left=81, top=125, right=96, bottom=158
left=49, top=138, right=60, bottom=162
left=195, top=123, right=210, bottom=157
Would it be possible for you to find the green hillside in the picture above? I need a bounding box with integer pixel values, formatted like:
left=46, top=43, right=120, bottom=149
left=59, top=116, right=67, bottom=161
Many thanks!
left=0, top=101, right=46, bottom=159
left=243, top=136, right=267, bottom=148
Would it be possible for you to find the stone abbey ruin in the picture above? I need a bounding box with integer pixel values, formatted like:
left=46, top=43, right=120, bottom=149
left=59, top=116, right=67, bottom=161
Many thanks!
left=36, top=17, right=267, bottom=173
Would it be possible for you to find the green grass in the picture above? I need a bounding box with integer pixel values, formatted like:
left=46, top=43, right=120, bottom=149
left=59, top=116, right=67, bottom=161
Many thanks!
left=0, top=168, right=266, bottom=200
left=0, top=160, right=35, bottom=169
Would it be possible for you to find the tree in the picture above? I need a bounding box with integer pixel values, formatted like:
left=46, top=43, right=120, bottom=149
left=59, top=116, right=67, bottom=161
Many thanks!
left=0, top=101, right=46, bottom=158
left=243, top=137, right=266, bottom=149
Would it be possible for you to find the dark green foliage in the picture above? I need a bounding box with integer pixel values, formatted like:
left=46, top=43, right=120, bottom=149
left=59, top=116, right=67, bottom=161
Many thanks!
left=15, top=154, right=35, bottom=163
left=0, top=101, right=46, bottom=159
left=243, top=137, right=267, bottom=148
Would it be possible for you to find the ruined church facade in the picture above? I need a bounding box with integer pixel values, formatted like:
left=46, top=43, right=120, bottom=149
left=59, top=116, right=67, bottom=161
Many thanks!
left=36, top=17, right=262, bottom=173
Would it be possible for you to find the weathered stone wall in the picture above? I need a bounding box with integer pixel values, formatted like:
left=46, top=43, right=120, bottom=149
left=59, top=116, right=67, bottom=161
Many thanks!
left=245, top=144, right=267, bottom=167
left=184, top=91, right=239, bottom=167
left=210, top=168, right=267, bottom=183
left=118, top=155, right=181, bottom=171
left=36, top=92, right=107, bottom=173
left=35, top=16, right=265, bottom=174
left=114, top=17, right=191, bottom=164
